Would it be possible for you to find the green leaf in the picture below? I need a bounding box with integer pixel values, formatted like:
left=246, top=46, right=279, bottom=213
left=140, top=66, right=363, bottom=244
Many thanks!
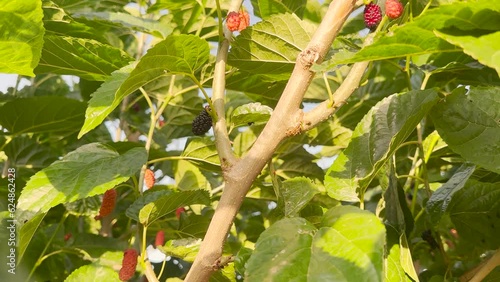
left=0, top=0, right=44, bottom=76
left=426, top=164, right=475, bottom=224
left=434, top=31, right=500, bottom=77
left=16, top=143, right=147, bottom=224
left=78, top=63, right=134, bottom=138
left=448, top=179, right=500, bottom=249
left=158, top=238, right=201, bottom=262
left=125, top=189, right=173, bottom=222
left=79, top=35, right=209, bottom=138
left=35, top=34, right=133, bottom=81
left=245, top=206, right=385, bottom=281
left=18, top=212, right=46, bottom=263
left=228, top=13, right=316, bottom=79
left=430, top=87, right=500, bottom=173
left=230, top=103, right=273, bottom=129
left=383, top=164, right=414, bottom=235
left=281, top=177, right=319, bottom=217
left=42, top=2, right=112, bottom=44
left=251, top=0, right=307, bottom=19
left=3, top=135, right=59, bottom=168
left=174, top=160, right=212, bottom=191
left=139, top=190, right=210, bottom=226
left=225, top=71, right=287, bottom=107
left=65, top=265, right=120, bottom=282
left=0, top=96, right=86, bottom=136
left=74, top=12, right=173, bottom=38
left=181, top=137, right=220, bottom=171
left=119, top=34, right=209, bottom=92
left=325, top=89, right=439, bottom=202
left=385, top=228, right=411, bottom=282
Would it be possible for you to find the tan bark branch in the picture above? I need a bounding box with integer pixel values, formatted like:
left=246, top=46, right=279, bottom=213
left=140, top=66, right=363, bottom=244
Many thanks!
left=301, top=60, right=370, bottom=131
left=462, top=249, right=500, bottom=282
left=185, top=1, right=358, bottom=281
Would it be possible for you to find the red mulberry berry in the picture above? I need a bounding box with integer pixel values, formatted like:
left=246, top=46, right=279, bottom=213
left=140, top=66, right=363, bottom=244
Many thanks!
left=385, top=0, right=403, bottom=19
left=119, top=249, right=138, bottom=281
left=238, top=10, right=250, bottom=31
left=176, top=207, right=186, bottom=219
left=155, top=230, right=165, bottom=247
left=64, top=233, right=72, bottom=241
left=144, top=169, right=155, bottom=189
left=364, top=2, right=382, bottom=30
left=192, top=106, right=212, bottom=135
left=226, top=11, right=240, bottom=32
left=95, top=189, right=117, bottom=220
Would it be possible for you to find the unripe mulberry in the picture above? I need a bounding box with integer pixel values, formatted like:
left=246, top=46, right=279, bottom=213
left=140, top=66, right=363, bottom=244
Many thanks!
left=119, top=249, right=138, bottom=281
left=238, top=10, right=250, bottom=31
left=226, top=11, right=240, bottom=32
left=95, top=189, right=117, bottom=220
left=192, top=106, right=212, bottom=135
left=364, top=2, right=382, bottom=30
left=155, top=230, right=165, bottom=247
left=176, top=207, right=186, bottom=219
left=385, top=0, right=403, bottom=19
left=144, top=169, right=155, bottom=189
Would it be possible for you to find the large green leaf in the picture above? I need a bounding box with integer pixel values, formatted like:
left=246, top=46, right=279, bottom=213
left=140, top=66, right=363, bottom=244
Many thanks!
left=325, top=0, right=500, bottom=66
left=42, top=2, right=111, bottom=44
left=325, top=89, right=439, bottom=202
left=181, top=137, right=220, bottom=171
left=0, top=0, right=44, bottom=76
left=138, top=190, right=210, bottom=226
left=79, top=35, right=209, bottom=138
left=229, top=102, right=273, bottom=129
left=78, top=63, right=134, bottom=138
left=3, top=135, right=59, bottom=168
left=16, top=143, right=147, bottom=224
left=125, top=189, right=173, bottom=222
left=430, top=87, right=500, bottom=173
left=174, top=160, right=212, bottom=191
left=245, top=206, right=385, bottom=282
left=118, top=34, right=209, bottom=96
left=18, top=212, right=46, bottom=263
left=0, top=96, right=86, bottom=136
left=250, top=0, right=307, bottom=19
left=448, top=180, right=500, bottom=249
left=228, top=13, right=315, bottom=79
left=426, top=164, right=476, bottom=224
left=35, top=34, right=133, bottom=81
left=65, top=265, right=120, bottom=282
left=281, top=177, right=319, bottom=217
left=434, top=31, right=500, bottom=77
left=73, top=12, right=173, bottom=38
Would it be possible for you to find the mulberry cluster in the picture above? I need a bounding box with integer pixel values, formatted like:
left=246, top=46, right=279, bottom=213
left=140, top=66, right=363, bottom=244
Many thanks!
left=192, top=106, right=212, bottom=135
left=119, top=249, right=138, bottom=281
left=95, top=189, right=117, bottom=220
left=144, top=169, right=155, bottom=189
left=364, top=2, right=382, bottom=30
left=226, top=10, right=250, bottom=32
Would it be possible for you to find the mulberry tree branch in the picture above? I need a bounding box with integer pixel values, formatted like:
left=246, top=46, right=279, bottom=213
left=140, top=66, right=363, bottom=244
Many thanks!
left=211, top=0, right=243, bottom=168
left=185, top=1, right=359, bottom=281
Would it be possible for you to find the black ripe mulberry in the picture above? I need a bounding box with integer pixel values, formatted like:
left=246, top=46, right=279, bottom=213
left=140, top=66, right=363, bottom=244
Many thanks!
left=192, top=106, right=212, bottom=135
left=364, top=2, right=382, bottom=30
